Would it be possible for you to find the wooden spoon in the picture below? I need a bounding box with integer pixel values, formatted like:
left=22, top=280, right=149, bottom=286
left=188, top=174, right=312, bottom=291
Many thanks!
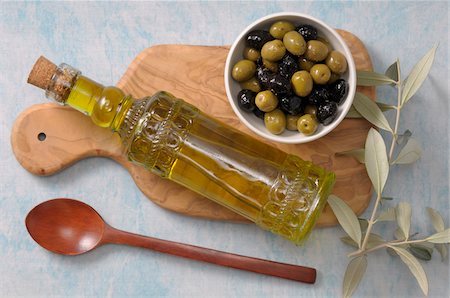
left=25, top=198, right=316, bottom=284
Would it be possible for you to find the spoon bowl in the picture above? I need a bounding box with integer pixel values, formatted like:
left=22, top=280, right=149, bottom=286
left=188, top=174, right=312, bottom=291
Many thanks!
left=26, top=198, right=105, bottom=255
left=25, top=198, right=317, bottom=284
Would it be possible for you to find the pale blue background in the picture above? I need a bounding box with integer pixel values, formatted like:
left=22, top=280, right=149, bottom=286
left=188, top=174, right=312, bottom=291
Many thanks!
left=0, top=1, right=449, bottom=297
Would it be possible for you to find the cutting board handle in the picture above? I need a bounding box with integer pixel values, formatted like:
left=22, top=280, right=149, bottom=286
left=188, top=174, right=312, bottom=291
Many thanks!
left=11, top=103, right=124, bottom=176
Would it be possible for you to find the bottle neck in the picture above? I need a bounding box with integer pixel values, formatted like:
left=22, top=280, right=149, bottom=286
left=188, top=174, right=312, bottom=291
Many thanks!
left=45, top=63, right=133, bottom=131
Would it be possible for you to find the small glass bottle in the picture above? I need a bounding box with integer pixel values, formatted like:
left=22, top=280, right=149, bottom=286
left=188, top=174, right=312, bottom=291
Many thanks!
left=28, top=57, right=335, bottom=244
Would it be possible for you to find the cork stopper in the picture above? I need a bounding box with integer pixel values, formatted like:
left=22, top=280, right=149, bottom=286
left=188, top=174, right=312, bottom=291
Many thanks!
left=27, top=56, right=57, bottom=90
left=27, top=56, right=80, bottom=103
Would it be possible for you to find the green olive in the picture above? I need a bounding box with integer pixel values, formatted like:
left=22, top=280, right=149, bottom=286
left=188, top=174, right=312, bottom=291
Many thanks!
left=264, top=109, right=286, bottom=135
left=231, top=59, right=256, bottom=82
left=286, top=114, right=300, bottom=131
left=262, top=58, right=278, bottom=73
left=298, top=57, right=315, bottom=71
left=291, top=70, right=313, bottom=97
left=305, top=40, right=329, bottom=62
left=261, top=40, right=286, bottom=62
left=304, top=105, right=317, bottom=117
left=240, top=77, right=261, bottom=93
left=310, top=64, right=331, bottom=85
left=255, top=90, right=278, bottom=112
left=269, top=20, right=295, bottom=39
left=297, top=114, right=318, bottom=135
left=325, top=50, right=348, bottom=74
left=328, top=73, right=340, bottom=84
left=243, top=47, right=260, bottom=62
left=316, top=36, right=332, bottom=53
left=283, top=31, right=306, bottom=56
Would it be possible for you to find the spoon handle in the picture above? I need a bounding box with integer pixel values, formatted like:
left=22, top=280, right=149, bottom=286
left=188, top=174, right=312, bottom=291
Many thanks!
left=104, top=227, right=316, bottom=284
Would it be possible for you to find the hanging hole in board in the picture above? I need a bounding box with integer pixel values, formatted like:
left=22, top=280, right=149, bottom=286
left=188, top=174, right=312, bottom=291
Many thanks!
left=38, top=132, right=46, bottom=141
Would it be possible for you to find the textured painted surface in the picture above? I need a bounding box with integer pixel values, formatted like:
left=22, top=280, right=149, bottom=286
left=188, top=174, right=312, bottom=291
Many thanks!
left=0, top=1, right=448, bottom=297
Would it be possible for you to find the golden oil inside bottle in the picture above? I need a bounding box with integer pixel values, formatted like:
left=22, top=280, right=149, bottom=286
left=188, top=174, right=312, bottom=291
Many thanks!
left=124, top=92, right=335, bottom=244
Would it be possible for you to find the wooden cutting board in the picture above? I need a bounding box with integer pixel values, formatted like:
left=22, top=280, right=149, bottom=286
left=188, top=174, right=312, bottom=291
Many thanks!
left=12, top=30, right=375, bottom=226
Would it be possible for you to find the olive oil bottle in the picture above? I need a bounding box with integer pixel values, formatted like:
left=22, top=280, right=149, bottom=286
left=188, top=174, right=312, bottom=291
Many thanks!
left=28, top=57, right=335, bottom=244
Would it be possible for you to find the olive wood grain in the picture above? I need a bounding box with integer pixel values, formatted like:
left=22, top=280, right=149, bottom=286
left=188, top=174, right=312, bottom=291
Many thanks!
left=12, top=30, right=375, bottom=225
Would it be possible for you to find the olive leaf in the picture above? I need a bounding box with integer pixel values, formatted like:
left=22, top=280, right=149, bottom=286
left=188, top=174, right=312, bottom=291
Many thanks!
left=376, top=102, right=397, bottom=111
left=409, top=243, right=433, bottom=261
left=396, top=129, right=412, bottom=146
left=401, top=44, right=438, bottom=106
left=389, top=246, right=429, bottom=295
left=337, top=148, right=365, bottom=163
left=346, top=102, right=395, bottom=119
left=376, top=207, right=396, bottom=222
left=426, top=228, right=450, bottom=243
left=341, top=236, right=359, bottom=248
left=367, top=233, right=386, bottom=248
left=395, top=227, right=407, bottom=241
left=426, top=207, right=445, bottom=232
left=343, top=256, right=367, bottom=298
left=392, top=138, right=422, bottom=165
left=396, top=202, right=412, bottom=240
left=328, top=195, right=362, bottom=247
left=385, top=60, right=399, bottom=82
left=357, top=70, right=396, bottom=86
left=346, top=105, right=363, bottom=118
left=353, top=93, right=393, bottom=132
left=435, top=244, right=448, bottom=261
left=359, top=218, right=369, bottom=234
left=365, top=128, right=389, bottom=195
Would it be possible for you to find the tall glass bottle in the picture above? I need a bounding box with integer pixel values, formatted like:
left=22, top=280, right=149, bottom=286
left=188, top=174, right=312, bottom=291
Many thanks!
left=28, top=57, right=335, bottom=244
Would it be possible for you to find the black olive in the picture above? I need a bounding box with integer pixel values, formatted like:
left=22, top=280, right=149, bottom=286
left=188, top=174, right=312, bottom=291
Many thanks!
left=328, top=79, right=348, bottom=105
left=308, top=86, right=331, bottom=106
left=237, top=89, right=256, bottom=112
left=317, top=101, right=338, bottom=125
left=296, top=24, right=318, bottom=41
left=246, top=30, right=274, bottom=50
left=268, top=74, right=291, bottom=96
left=278, top=54, right=299, bottom=78
left=256, top=65, right=272, bottom=89
left=280, top=94, right=304, bottom=115
left=253, top=108, right=265, bottom=119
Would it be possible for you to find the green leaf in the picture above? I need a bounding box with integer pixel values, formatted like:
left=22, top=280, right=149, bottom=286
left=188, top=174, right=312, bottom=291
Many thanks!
left=426, top=207, right=445, bottom=232
left=345, top=102, right=395, bottom=119
left=385, top=60, right=399, bottom=82
left=426, top=228, right=450, bottom=243
left=376, top=207, right=396, bottom=222
left=409, top=245, right=432, bottom=261
left=337, top=149, right=365, bottom=163
left=389, top=246, right=429, bottom=296
left=435, top=244, right=448, bottom=261
left=392, top=138, right=422, bottom=165
left=396, top=202, right=412, bottom=240
left=353, top=93, right=393, bottom=132
left=359, top=218, right=369, bottom=233
left=343, top=256, right=367, bottom=298
left=346, top=105, right=362, bottom=118
left=357, top=70, right=396, bottom=86
left=395, top=227, right=406, bottom=240
left=366, top=233, right=386, bottom=249
left=401, top=44, right=438, bottom=106
left=328, top=195, right=362, bottom=247
left=396, top=129, right=412, bottom=146
left=376, top=102, right=397, bottom=111
left=365, top=128, right=390, bottom=195
left=340, top=236, right=359, bottom=248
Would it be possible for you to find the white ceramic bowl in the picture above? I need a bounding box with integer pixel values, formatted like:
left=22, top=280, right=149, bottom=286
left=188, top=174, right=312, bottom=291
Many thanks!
left=224, top=12, right=356, bottom=144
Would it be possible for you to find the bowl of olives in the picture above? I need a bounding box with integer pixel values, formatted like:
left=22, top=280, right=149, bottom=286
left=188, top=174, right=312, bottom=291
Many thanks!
left=224, top=12, right=356, bottom=144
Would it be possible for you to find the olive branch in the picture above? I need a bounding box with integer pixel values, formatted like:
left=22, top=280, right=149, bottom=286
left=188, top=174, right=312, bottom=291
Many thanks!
left=328, top=45, right=450, bottom=297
